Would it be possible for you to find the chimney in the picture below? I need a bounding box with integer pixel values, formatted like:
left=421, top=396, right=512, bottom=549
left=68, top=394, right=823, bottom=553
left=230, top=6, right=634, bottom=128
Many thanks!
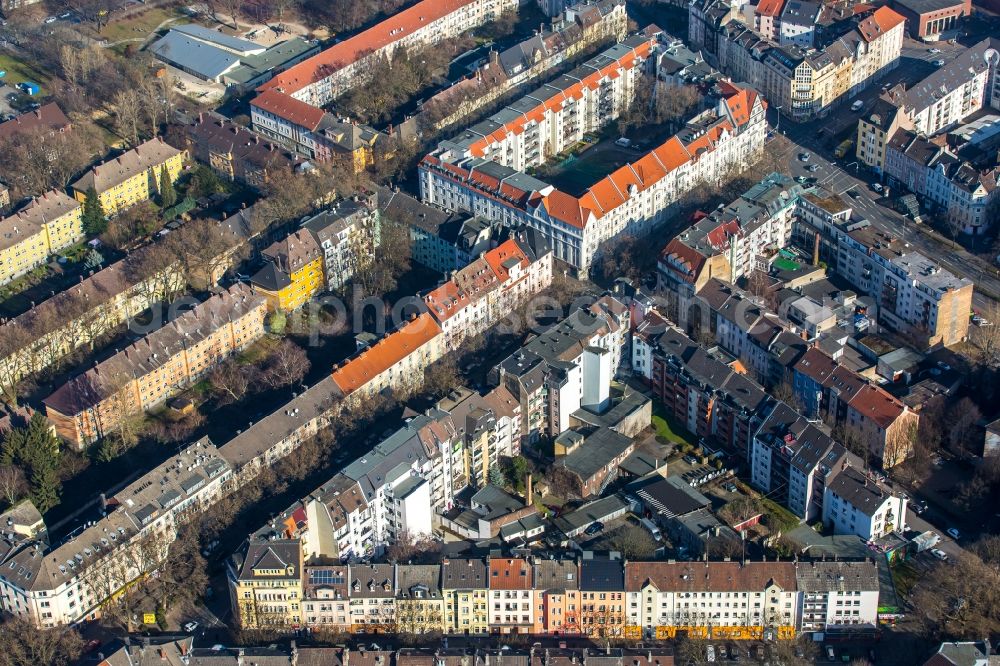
left=526, top=473, right=533, bottom=507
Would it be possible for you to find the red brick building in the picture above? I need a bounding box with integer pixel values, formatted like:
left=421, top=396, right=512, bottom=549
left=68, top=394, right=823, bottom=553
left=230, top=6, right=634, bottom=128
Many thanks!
left=892, top=0, right=971, bottom=39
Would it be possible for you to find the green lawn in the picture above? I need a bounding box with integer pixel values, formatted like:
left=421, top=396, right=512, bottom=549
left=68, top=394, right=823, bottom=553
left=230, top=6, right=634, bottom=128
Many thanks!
left=98, top=7, right=184, bottom=44
left=0, top=52, right=52, bottom=94
left=651, top=403, right=696, bottom=447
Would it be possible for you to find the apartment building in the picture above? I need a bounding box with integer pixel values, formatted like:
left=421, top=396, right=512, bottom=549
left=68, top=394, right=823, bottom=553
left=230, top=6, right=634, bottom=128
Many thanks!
left=227, top=553, right=882, bottom=635
left=795, top=561, right=881, bottom=634
left=432, top=35, right=655, bottom=173
left=624, top=560, right=804, bottom=640
left=331, top=313, right=446, bottom=401
left=396, top=564, right=445, bottom=634
left=435, top=385, right=522, bottom=488
left=489, top=557, right=535, bottom=634
left=424, top=234, right=554, bottom=349
left=251, top=228, right=325, bottom=311
left=713, top=7, right=906, bottom=121
left=644, top=324, right=767, bottom=456
left=421, top=0, right=629, bottom=132
left=845, top=384, right=919, bottom=468
left=70, top=137, right=185, bottom=215
left=822, top=465, right=906, bottom=539
left=233, top=540, right=304, bottom=628
left=302, top=564, right=351, bottom=630
left=884, top=129, right=999, bottom=236
left=0, top=252, right=185, bottom=414
left=658, top=173, right=804, bottom=294
left=442, top=558, right=490, bottom=634
left=796, top=190, right=974, bottom=346
left=257, top=0, right=517, bottom=108
left=534, top=557, right=581, bottom=634
left=420, top=77, right=767, bottom=271
left=348, top=563, right=397, bottom=632
left=0, top=190, right=83, bottom=286
left=300, top=196, right=379, bottom=291
left=580, top=558, right=626, bottom=638
left=249, top=90, right=382, bottom=168
left=43, top=284, right=267, bottom=447
left=0, top=438, right=232, bottom=627
left=497, top=296, right=629, bottom=444
left=181, top=113, right=299, bottom=189
left=750, top=401, right=853, bottom=522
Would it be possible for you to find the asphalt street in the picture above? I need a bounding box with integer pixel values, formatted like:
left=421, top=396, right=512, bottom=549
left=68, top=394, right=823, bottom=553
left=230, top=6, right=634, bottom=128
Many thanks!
left=770, top=35, right=1000, bottom=309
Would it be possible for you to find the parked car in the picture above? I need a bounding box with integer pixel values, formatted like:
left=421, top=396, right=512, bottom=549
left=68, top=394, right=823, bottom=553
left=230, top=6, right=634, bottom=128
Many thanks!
left=871, top=182, right=883, bottom=193
left=798, top=152, right=811, bottom=161
left=805, top=163, right=820, bottom=172
left=913, top=500, right=928, bottom=514
left=683, top=454, right=699, bottom=465
left=851, top=100, right=864, bottom=111
left=930, top=548, right=949, bottom=561
left=706, top=644, right=716, bottom=662
left=947, top=527, right=961, bottom=539
left=826, top=645, right=836, bottom=661
left=584, top=521, right=604, bottom=536
left=183, top=621, right=199, bottom=633
left=43, top=15, right=57, bottom=23
left=932, top=59, right=945, bottom=66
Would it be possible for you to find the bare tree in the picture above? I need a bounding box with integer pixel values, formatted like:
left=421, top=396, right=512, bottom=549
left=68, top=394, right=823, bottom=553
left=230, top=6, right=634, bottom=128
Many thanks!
left=971, top=302, right=1000, bottom=369
left=262, top=340, right=310, bottom=388
left=208, top=359, right=260, bottom=405
left=0, top=465, right=27, bottom=506
left=109, top=89, right=142, bottom=147
left=0, top=615, right=84, bottom=665
left=654, top=84, right=703, bottom=130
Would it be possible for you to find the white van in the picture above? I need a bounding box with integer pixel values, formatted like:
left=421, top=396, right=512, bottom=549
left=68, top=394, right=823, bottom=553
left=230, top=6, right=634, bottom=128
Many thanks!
left=851, top=100, right=864, bottom=111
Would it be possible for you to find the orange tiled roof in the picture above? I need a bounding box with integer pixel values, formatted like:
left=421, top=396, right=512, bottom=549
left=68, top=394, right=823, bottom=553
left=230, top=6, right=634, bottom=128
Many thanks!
left=483, top=239, right=528, bottom=283
left=424, top=280, right=470, bottom=323
left=755, top=0, right=786, bottom=17
left=857, top=6, right=905, bottom=42
left=260, top=0, right=483, bottom=94
left=251, top=88, right=326, bottom=130
left=331, top=313, right=441, bottom=394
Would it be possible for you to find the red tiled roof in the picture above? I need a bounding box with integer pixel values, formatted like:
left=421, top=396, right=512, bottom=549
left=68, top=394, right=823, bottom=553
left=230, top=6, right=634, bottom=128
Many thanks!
left=331, top=313, right=441, bottom=394
left=489, top=557, right=533, bottom=590
left=659, top=238, right=707, bottom=283
left=251, top=88, right=326, bottom=130
left=848, top=384, right=906, bottom=429
left=260, top=0, right=483, bottom=94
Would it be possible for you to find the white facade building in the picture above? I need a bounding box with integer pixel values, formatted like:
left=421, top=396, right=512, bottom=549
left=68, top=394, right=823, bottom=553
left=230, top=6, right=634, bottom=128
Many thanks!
left=822, top=466, right=906, bottom=540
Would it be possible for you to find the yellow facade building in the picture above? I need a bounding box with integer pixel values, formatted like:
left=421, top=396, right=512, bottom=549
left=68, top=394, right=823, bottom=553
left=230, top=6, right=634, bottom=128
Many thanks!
left=0, top=190, right=83, bottom=286
left=251, top=228, right=324, bottom=312
left=70, top=137, right=185, bottom=216
left=235, top=539, right=304, bottom=628
left=396, top=564, right=446, bottom=634
left=441, top=558, right=489, bottom=635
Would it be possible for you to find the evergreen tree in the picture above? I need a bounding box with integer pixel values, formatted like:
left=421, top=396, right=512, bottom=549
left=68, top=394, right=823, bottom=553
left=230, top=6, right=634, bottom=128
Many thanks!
left=81, top=187, right=107, bottom=235
left=1, top=413, right=61, bottom=514
left=158, top=164, right=177, bottom=209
